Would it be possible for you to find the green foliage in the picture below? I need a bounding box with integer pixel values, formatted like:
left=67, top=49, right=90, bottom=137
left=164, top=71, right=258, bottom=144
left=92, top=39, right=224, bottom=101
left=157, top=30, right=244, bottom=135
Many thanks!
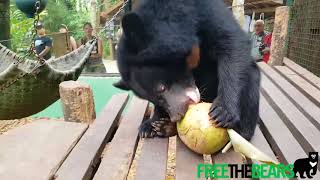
left=9, top=3, right=34, bottom=52
left=9, top=0, right=120, bottom=58
left=10, top=0, right=89, bottom=51
left=42, top=0, right=90, bottom=42
left=108, top=0, right=119, bottom=5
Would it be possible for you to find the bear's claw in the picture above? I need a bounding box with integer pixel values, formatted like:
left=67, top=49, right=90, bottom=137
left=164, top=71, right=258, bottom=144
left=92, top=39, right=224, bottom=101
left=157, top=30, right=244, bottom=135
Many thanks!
left=139, top=118, right=177, bottom=138
left=209, top=100, right=239, bottom=128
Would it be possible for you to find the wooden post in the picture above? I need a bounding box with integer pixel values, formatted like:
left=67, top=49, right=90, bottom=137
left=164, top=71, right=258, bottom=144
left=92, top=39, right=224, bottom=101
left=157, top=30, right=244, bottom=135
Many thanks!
left=90, top=0, right=100, bottom=36
left=268, top=6, right=290, bottom=66
left=108, top=38, right=115, bottom=60
left=0, top=0, right=10, bottom=48
left=59, top=81, right=96, bottom=124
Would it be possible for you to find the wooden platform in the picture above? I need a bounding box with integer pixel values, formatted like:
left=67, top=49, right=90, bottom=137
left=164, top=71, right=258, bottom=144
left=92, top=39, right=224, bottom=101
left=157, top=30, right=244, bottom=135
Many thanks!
left=0, top=59, right=319, bottom=180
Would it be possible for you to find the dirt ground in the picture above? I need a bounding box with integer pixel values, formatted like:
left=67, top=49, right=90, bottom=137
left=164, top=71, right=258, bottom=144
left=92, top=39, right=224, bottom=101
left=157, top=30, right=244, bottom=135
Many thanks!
left=0, top=118, right=36, bottom=135
left=0, top=117, right=65, bottom=135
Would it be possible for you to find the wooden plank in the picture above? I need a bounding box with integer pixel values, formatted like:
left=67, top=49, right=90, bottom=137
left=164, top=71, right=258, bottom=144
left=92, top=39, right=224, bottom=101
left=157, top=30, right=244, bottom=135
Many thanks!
left=55, top=93, right=129, bottom=180
left=258, top=62, right=320, bottom=129
left=176, top=138, right=205, bottom=180
left=93, top=97, right=149, bottom=180
left=250, top=126, right=286, bottom=180
left=213, top=150, right=249, bottom=180
left=250, top=126, right=277, bottom=162
left=105, top=0, right=123, bottom=15
left=135, top=138, right=169, bottom=180
left=284, top=57, right=320, bottom=90
left=259, top=94, right=320, bottom=178
left=260, top=74, right=320, bottom=153
left=0, top=120, right=88, bottom=180
left=275, top=65, right=320, bottom=105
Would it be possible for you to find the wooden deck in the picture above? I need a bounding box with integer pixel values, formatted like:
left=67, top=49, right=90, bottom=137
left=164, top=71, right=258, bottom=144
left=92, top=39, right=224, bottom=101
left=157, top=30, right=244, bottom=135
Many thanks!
left=0, top=59, right=319, bottom=180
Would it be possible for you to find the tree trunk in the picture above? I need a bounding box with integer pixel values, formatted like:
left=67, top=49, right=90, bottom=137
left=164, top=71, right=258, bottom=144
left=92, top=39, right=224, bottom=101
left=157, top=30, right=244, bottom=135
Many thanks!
left=269, top=6, right=290, bottom=66
left=59, top=81, right=96, bottom=124
left=90, top=0, right=100, bottom=36
left=0, top=0, right=11, bottom=48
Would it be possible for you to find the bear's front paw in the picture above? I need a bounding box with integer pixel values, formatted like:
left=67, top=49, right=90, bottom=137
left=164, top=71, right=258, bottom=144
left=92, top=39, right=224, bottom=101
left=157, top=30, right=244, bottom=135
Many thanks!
left=209, top=101, right=239, bottom=128
left=139, top=118, right=177, bottom=138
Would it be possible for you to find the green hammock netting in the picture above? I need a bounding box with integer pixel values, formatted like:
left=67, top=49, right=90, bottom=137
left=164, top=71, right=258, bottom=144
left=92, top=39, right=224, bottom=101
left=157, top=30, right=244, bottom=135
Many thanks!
left=0, top=40, right=95, bottom=120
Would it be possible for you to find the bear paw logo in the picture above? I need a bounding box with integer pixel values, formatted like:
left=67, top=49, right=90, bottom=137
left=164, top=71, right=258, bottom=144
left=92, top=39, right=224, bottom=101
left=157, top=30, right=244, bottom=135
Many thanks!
left=293, top=152, right=318, bottom=179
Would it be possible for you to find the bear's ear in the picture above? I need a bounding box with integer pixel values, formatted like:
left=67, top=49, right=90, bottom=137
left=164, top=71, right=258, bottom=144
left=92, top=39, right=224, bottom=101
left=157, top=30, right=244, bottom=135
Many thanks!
left=121, top=12, right=147, bottom=52
left=113, top=79, right=131, bottom=91
left=186, top=45, right=200, bottom=70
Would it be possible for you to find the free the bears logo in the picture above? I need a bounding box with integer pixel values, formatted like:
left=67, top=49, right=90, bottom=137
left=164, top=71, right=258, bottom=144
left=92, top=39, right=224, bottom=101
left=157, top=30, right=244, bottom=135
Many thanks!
left=293, top=152, right=318, bottom=179
left=197, top=152, right=319, bottom=179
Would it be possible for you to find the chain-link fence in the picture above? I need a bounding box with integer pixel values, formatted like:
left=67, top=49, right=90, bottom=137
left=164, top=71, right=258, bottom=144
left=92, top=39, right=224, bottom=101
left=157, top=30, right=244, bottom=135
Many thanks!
left=287, top=0, right=320, bottom=76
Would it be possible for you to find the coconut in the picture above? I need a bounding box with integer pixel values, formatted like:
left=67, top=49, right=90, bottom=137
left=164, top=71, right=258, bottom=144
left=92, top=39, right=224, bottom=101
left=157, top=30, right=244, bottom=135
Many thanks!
left=177, top=102, right=279, bottom=165
left=177, top=103, right=229, bottom=154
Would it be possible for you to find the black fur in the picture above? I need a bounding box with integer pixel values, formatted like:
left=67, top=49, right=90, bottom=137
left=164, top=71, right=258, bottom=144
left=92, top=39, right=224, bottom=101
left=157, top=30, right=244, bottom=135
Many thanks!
left=293, top=152, right=319, bottom=179
left=114, top=0, right=261, bottom=140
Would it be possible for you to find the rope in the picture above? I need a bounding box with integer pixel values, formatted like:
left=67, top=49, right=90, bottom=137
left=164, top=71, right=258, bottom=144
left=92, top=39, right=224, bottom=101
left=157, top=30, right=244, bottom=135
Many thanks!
left=0, top=39, right=12, bottom=43
left=100, top=0, right=129, bottom=33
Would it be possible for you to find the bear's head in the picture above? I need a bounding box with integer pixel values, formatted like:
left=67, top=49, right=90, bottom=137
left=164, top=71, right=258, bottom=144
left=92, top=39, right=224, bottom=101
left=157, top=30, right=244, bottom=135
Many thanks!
left=309, top=152, right=319, bottom=162
left=114, top=13, right=201, bottom=122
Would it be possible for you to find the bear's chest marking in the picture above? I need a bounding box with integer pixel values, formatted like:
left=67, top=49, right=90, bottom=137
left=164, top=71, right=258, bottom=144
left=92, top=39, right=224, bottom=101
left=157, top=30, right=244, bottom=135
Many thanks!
left=310, top=161, right=317, bottom=167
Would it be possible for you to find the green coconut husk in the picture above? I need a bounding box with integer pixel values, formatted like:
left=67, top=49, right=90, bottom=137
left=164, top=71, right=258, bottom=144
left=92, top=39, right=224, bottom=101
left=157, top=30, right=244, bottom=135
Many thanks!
left=225, top=129, right=279, bottom=165
left=177, top=103, right=279, bottom=165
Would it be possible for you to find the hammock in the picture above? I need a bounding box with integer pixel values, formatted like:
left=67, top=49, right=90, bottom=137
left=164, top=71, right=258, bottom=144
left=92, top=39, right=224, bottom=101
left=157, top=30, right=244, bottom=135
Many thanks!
left=0, top=40, right=96, bottom=120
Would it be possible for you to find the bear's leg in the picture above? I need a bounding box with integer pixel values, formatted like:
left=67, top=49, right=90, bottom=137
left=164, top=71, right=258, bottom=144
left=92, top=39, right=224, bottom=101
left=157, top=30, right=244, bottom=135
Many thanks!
left=293, top=167, right=298, bottom=178
left=139, top=106, right=177, bottom=138
left=299, top=170, right=306, bottom=178
left=205, top=35, right=259, bottom=131
left=306, top=169, right=313, bottom=179
left=209, top=59, right=260, bottom=140
left=199, top=0, right=260, bottom=140
left=233, top=63, right=260, bottom=140
left=311, top=167, right=317, bottom=176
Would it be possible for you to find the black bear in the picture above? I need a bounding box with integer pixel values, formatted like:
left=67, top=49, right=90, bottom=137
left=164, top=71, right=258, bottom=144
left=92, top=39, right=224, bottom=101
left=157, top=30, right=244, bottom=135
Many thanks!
left=293, top=152, right=319, bottom=179
left=114, top=0, right=261, bottom=140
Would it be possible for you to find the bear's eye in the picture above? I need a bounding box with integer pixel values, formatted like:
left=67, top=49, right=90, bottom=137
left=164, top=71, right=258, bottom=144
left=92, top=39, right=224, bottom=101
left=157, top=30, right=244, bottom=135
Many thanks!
left=156, top=83, right=167, bottom=93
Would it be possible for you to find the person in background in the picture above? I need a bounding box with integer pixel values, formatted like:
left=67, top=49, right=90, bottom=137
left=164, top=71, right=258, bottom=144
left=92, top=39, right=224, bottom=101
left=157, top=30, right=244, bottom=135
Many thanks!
left=59, top=24, right=77, bottom=52
left=250, top=20, right=269, bottom=62
left=34, top=23, right=52, bottom=60
left=80, top=22, right=106, bottom=73
left=261, top=32, right=272, bottom=63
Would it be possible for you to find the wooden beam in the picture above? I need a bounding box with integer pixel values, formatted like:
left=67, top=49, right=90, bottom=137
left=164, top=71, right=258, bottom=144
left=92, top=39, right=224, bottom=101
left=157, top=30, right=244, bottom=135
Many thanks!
left=55, top=93, right=129, bottom=180
left=283, top=57, right=320, bottom=90
left=176, top=138, right=205, bottom=180
left=135, top=138, right=169, bottom=180
left=245, top=6, right=277, bottom=14
left=269, top=6, right=290, bottom=66
left=259, top=62, right=320, bottom=128
left=105, top=0, right=123, bottom=16
left=93, top=97, right=149, bottom=180
left=0, top=120, right=88, bottom=180
left=247, top=0, right=283, bottom=6
left=260, top=73, right=320, bottom=152
left=275, top=66, right=320, bottom=106
left=59, top=81, right=96, bottom=124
